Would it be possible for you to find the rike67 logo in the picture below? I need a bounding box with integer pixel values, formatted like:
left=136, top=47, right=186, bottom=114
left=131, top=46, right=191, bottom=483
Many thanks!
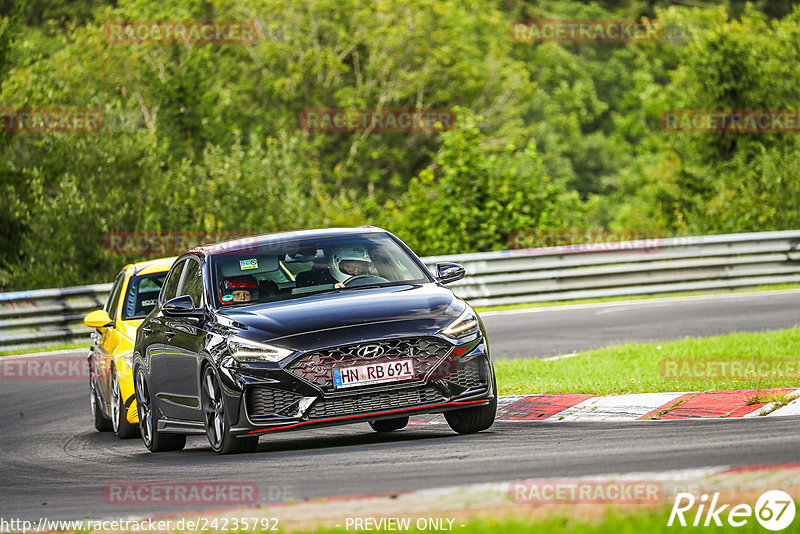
left=669, top=490, right=796, bottom=531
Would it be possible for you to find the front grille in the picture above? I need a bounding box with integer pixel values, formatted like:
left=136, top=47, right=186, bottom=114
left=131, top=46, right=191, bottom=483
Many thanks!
left=288, top=337, right=452, bottom=390
left=449, top=358, right=485, bottom=388
left=246, top=387, right=303, bottom=419
left=307, top=385, right=442, bottom=419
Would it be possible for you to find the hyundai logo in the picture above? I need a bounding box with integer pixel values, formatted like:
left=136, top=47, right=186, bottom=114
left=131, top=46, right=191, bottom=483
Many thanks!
left=356, top=344, right=385, bottom=358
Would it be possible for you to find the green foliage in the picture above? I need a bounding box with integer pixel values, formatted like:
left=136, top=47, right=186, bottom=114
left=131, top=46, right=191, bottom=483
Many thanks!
left=0, top=129, right=363, bottom=288
left=595, top=3, right=800, bottom=234
left=379, top=109, right=578, bottom=255
left=0, top=0, right=113, bottom=27
left=2, top=0, right=800, bottom=289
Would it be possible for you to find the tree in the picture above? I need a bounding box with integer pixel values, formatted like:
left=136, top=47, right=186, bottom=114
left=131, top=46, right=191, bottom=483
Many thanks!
left=379, top=109, right=580, bottom=255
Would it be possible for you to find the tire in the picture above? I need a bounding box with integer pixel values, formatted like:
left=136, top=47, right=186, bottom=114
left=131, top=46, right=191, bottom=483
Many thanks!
left=111, top=368, right=139, bottom=439
left=201, top=366, right=259, bottom=455
left=135, top=368, right=186, bottom=452
left=369, top=417, right=409, bottom=433
left=91, top=380, right=112, bottom=432
left=444, top=397, right=497, bottom=434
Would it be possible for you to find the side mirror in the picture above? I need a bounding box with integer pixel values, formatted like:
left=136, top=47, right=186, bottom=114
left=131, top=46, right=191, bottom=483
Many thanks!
left=162, top=295, right=200, bottom=317
left=84, top=309, right=113, bottom=329
left=435, top=262, right=465, bottom=285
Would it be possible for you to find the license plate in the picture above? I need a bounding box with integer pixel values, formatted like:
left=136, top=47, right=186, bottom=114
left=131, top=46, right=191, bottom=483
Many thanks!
left=332, top=359, right=414, bottom=388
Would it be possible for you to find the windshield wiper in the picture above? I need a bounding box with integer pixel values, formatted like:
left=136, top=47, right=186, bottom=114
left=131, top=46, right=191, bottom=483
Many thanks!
left=340, top=284, right=383, bottom=291
left=299, top=284, right=383, bottom=298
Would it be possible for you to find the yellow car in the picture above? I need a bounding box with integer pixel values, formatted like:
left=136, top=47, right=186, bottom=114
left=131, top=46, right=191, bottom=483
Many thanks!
left=84, top=257, right=176, bottom=438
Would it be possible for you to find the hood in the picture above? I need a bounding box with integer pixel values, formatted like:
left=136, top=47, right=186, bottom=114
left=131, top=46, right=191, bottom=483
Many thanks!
left=217, top=283, right=465, bottom=348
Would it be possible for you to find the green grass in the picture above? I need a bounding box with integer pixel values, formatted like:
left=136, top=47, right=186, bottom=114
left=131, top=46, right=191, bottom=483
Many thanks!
left=287, top=506, right=782, bottom=534
left=494, top=327, right=800, bottom=395
left=0, top=341, right=90, bottom=357
left=475, top=282, right=800, bottom=313
left=745, top=391, right=787, bottom=405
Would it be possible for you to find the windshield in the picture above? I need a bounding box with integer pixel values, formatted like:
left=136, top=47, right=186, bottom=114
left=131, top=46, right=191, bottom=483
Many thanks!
left=122, top=271, right=169, bottom=320
left=211, top=233, right=430, bottom=308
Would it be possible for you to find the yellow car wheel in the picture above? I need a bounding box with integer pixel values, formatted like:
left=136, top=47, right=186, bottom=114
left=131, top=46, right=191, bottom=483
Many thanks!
left=111, top=369, right=139, bottom=439
left=91, top=381, right=112, bottom=432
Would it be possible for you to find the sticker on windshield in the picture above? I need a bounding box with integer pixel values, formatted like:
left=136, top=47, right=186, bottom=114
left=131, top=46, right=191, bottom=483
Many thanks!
left=240, top=258, right=258, bottom=270
left=221, top=294, right=234, bottom=302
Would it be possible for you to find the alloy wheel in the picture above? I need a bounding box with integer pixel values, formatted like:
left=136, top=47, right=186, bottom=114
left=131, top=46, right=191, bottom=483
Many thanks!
left=90, top=386, right=97, bottom=420
left=202, top=371, right=225, bottom=449
left=136, top=370, right=153, bottom=447
left=111, top=372, right=122, bottom=433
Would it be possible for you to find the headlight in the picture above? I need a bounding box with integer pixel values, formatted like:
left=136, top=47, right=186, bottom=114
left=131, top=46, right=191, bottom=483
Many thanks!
left=440, top=307, right=480, bottom=341
left=121, top=351, right=134, bottom=370
left=228, top=336, right=293, bottom=363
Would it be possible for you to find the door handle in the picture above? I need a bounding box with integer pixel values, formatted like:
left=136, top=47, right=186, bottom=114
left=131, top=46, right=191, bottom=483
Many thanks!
left=165, top=330, right=176, bottom=339
left=141, top=326, right=153, bottom=336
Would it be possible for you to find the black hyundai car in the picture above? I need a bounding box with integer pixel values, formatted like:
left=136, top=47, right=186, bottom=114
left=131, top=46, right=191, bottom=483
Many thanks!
left=132, top=227, right=496, bottom=454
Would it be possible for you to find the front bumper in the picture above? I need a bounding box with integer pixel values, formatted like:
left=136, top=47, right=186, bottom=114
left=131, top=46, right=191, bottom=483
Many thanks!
left=118, top=372, right=139, bottom=424
left=224, top=336, right=495, bottom=436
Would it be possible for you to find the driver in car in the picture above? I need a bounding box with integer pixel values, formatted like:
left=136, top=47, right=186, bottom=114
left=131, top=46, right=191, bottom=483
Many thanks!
left=219, top=275, right=259, bottom=304
left=331, top=246, right=373, bottom=288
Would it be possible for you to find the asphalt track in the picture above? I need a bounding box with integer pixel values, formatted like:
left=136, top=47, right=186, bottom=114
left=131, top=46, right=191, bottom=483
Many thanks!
left=482, top=289, right=800, bottom=359
left=1, top=290, right=798, bottom=521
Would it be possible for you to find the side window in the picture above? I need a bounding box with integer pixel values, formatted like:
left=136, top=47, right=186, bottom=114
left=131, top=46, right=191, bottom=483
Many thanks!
left=123, top=273, right=168, bottom=319
left=161, top=260, right=186, bottom=303
left=104, top=272, right=126, bottom=321
left=179, top=260, right=204, bottom=307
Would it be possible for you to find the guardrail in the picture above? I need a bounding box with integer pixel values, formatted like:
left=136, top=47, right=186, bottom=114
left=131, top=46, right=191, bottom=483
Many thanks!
left=1, top=230, right=799, bottom=352
left=0, top=284, right=112, bottom=352
left=422, top=230, right=800, bottom=307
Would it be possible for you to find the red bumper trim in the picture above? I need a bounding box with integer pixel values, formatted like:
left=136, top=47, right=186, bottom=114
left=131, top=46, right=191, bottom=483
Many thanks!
left=247, top=399, right=488, bottom=434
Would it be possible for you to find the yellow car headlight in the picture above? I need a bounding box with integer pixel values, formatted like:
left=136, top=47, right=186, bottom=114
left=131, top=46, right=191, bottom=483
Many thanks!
left=120, top=351, right=134, bottom=370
